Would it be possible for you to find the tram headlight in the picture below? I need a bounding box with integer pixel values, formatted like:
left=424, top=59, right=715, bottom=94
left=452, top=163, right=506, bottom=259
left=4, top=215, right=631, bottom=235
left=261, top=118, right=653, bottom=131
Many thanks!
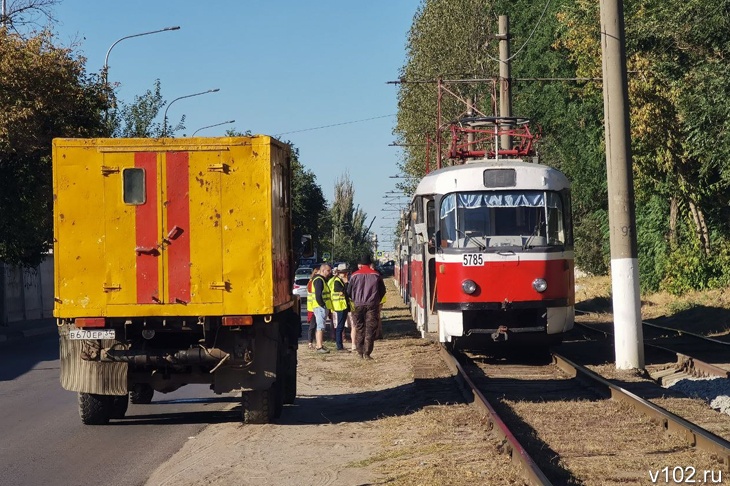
left=462, top=279, right=477, bottom=295
left=532, top=278, right=548, bottom=293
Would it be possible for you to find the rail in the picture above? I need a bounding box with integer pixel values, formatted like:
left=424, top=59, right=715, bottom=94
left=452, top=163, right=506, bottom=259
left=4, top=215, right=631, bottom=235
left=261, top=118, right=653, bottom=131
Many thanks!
left=553, top=352, right=730, bottom=466
left=573, top=313, right=730, bottom=379
left=438, top=345, right=553, bottom=486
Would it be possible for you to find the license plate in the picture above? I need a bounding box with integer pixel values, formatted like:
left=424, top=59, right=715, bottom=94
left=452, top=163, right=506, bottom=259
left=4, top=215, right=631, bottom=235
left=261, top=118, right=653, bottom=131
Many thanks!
left=462, top=253, right=484, bottom=266
left=69, top=329, right=116, bottom=340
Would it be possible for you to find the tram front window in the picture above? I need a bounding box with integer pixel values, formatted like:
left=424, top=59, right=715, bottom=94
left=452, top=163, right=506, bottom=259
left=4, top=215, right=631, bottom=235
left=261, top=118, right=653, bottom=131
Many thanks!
left=439, top=191, right=567, bottom=249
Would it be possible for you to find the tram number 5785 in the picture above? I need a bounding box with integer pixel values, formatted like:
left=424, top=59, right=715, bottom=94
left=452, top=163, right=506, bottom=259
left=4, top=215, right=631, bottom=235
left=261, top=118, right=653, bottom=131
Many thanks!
left=462, top=253, right=484, bottom=266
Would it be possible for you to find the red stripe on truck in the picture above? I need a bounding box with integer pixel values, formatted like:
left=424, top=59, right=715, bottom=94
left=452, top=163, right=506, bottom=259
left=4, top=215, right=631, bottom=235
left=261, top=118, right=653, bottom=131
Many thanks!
left=135, top=152, right=160, bottom=304
left=165, top=152, right=191, bottom=303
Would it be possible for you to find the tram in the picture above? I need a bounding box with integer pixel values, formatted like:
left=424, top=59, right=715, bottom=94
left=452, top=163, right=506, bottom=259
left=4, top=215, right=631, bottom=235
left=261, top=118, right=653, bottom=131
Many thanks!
left=396, top=117, right=574, bottom=349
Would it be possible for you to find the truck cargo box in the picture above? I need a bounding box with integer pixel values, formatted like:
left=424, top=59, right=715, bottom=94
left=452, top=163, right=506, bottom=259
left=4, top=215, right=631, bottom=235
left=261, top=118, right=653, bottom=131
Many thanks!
left=53, top=136, right=293, bottom=319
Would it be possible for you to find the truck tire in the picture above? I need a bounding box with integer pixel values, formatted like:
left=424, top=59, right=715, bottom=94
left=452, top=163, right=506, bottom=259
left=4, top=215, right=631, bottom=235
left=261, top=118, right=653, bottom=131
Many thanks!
left=78, top=393, right=111, bottom=425
left=283, top=351, right=297, bottom=404
left=109, top=394, right=129, bottom=419
left=272, top=380, right=284, bottom=419
left=242, top=387, right=274, bottom=424
left=129, top=384, right=154, bottom=404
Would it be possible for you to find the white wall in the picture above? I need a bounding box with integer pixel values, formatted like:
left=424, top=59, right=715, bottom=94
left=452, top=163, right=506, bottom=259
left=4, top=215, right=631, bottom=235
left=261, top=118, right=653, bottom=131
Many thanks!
left=1, top=256, right=54, bottom=324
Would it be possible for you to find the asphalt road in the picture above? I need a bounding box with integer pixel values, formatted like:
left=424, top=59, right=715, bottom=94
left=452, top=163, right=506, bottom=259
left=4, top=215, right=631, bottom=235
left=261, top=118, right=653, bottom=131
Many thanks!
left=0, top=334, right=240, bottom=486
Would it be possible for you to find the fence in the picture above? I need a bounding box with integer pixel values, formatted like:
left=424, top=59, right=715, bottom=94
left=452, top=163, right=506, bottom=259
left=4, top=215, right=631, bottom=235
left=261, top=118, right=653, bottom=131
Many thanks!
left=0, top=256, right=54, bottom=325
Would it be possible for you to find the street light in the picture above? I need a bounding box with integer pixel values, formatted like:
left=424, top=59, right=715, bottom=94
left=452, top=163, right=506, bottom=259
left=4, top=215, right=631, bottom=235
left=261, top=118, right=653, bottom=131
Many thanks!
left=192, top=119, right=236, bottom=137
left=103, top=26, right=181, bottom=85
left=162, top=89, right=220, bottom=137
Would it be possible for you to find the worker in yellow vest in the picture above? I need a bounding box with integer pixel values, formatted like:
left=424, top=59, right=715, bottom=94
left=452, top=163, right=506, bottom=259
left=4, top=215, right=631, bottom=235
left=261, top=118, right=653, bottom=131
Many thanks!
left=328, top=263, right=351, bottom=351
left=305, top=266, right=319, bottom=349
left=311, top=263, right=333, bottom=353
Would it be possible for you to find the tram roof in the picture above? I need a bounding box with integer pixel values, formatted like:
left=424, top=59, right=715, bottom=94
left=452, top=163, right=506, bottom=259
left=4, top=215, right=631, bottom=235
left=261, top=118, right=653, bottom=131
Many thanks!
left=414, top=159, right=570, bottom=196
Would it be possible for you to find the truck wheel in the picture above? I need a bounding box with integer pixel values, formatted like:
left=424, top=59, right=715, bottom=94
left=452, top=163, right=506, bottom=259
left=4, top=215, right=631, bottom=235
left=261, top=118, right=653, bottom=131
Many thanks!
left=272, top=380, right=284, bottom=419
left=78, top=393, right=111, bottom=425
left=242, top=388, right=273, bottom=424
left=129, top=384, right=154, bottom=404
left=283, top=352, right=297, bottom=405
left=109, top=394, right=129, bottom=419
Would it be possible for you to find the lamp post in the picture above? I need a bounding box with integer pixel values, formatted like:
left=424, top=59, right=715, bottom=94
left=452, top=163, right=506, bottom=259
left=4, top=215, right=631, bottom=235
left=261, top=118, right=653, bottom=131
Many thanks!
left=104, top=26, right=180, bottom=85
left=192, top=119, right=235, bottom=137
left=162, top=89, right=220, bottom=137
left=103, top=26, right=180, bottom=123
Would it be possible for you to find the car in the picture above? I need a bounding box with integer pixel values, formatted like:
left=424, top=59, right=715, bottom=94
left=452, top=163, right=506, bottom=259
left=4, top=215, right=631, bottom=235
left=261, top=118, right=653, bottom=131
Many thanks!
left=379, top=260, right=395, bottom=277
left=294, top=266, right=313, bottom=278
left=292, top=276, right=310, bottom=299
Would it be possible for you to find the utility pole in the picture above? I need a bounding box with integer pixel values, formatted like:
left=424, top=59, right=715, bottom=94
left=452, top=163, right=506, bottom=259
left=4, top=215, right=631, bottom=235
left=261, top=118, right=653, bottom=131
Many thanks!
left=600, top=0, right=644, bottom=369
left=1, top=0, right=6, bottom=28
left=498, top=15, right=513, bottom=151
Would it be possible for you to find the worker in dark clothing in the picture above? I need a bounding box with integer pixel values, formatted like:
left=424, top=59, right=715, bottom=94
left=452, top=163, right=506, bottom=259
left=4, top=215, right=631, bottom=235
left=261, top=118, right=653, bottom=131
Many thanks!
left=347, top=254, right=386, bottom=359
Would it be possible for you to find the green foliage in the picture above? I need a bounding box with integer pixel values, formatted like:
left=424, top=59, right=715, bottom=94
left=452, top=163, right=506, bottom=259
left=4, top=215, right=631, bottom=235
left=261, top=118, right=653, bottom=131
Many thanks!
left=288, top=144, right=328, bottom=254
left=398, top=0, right=730, bottom=294
left=0, top=30, right=107, bottom=265
left=635, top=195, right=669, bottom=292
left=326, top=173, right=373, bottom=267
left=107, top=79, right=184, bottom=138
left=573, top=210, right=609, bottom=276
left=395, top=0, right=495, bottom=178
left=661, top=239, right=730, bottom=295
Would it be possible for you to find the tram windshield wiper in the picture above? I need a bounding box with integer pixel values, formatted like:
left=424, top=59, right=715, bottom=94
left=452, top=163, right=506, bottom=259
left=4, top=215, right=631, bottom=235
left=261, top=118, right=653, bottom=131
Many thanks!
left=455, top=228, right=486, bottom=251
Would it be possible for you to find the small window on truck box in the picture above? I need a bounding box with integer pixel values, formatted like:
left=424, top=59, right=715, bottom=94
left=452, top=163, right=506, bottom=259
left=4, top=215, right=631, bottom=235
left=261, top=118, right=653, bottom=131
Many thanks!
left=123, top=168, right=146, bottom=205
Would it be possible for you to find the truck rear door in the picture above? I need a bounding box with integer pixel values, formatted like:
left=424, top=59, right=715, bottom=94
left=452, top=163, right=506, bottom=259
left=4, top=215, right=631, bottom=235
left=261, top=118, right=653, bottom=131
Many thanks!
left=102, top=149, right=224, bottom=308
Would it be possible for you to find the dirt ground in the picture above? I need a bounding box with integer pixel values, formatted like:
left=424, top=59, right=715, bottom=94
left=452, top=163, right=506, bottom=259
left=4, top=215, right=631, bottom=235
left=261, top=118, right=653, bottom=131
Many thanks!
left=146, top=281, right=525, bottom=486
left=146, top=275, right=730, bottom=486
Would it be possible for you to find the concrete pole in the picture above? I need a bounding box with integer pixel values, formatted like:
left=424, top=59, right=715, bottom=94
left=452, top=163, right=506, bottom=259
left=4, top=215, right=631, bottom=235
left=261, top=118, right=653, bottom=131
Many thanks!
left=498, top=15, right=512, bottom=151
left=599, top=0, right=644, bottom=369
left=1, top=0, right=6, bottom=28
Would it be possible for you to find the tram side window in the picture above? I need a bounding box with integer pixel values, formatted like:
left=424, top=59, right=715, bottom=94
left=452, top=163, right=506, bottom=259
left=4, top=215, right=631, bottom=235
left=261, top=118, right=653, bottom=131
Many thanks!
left=439, top=194, right=457, bottom=247
left=546, top=192, right=565, bottom=245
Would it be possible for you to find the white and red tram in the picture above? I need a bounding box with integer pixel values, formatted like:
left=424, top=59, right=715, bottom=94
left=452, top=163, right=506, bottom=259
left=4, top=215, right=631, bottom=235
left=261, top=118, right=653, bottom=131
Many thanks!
left=399, top=158, right=575, bottom=349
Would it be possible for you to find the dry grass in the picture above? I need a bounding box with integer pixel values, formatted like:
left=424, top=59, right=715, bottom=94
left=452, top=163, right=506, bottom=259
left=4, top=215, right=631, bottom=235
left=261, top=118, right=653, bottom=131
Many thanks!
left=298, top=277, right=730, bottom=485
left=364, top=405, right=525, bottom=486
left=505, top=397, right=725, bottom=485
left=575, top=275, right=730, bottom=339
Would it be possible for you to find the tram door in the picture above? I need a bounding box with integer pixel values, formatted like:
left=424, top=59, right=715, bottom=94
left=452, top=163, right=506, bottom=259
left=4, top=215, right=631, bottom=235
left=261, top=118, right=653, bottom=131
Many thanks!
left=415, top=196, right=439, bottom=334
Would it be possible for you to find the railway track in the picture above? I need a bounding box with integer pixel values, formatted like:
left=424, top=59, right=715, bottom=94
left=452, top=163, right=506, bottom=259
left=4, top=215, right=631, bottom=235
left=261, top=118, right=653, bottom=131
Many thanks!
left=440, top=345, right=730, bottom=485
left=574, top=309, right=730, bottom=381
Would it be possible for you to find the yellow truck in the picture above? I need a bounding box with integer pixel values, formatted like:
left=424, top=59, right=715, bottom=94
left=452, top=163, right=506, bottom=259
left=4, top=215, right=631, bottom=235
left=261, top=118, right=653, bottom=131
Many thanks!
left=52, top=136, right=301, bottom=425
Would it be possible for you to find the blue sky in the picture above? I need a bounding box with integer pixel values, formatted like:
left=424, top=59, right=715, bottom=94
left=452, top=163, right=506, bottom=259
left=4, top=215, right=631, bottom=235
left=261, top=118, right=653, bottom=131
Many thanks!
left=51, top=0, right=421, bottom=253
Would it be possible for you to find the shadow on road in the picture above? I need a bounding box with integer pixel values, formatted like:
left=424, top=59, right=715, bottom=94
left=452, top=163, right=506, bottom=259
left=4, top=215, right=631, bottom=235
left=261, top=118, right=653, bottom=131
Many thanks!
left=105, top=375, right=463, bottom=427
left=0, top=334, right=58, bottom=382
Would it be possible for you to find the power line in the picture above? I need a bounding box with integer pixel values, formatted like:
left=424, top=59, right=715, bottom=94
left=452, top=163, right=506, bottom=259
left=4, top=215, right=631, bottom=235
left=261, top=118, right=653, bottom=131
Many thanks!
left=486, top=0, right=553, bottom=64
left=275, top=114, right=396, bottom=137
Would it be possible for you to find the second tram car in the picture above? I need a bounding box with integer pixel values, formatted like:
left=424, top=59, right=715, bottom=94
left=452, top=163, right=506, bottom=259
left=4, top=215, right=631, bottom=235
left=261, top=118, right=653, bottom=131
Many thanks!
left=397, top=157, right=575, bottom=350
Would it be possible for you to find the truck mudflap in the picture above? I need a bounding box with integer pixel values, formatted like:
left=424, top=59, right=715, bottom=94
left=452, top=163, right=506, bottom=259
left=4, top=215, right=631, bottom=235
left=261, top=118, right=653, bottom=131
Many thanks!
left=58, top=322, right=128, bottom=395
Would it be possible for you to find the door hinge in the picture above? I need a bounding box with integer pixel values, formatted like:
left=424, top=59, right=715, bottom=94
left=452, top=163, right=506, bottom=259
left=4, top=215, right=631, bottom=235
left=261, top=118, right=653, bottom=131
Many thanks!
left=210, top=281, right=230, bottom=291
left=207, top=163, right=229, bottom=173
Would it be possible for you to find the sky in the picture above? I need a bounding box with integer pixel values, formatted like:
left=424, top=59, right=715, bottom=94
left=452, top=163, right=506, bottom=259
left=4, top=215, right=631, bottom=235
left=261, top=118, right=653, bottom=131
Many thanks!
left=50, top=0, right=421, bottom=254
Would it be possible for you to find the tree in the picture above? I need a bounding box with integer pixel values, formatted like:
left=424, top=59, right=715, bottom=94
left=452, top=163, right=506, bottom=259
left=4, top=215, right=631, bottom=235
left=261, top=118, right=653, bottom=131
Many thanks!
left=289, top=145, right=328, bottom=256
left=396, top=0, right=611, bottom=275
left=555, top=0, right=730, bottom=291
left=395, top=0, right=495, bottom=183
left=0, top=0, right=58, bottom=35
left=107, top=79, right=184, bottom=138
left=328, top=173, right=373, bottom=266
left=0, top=30, right=107, bottom=265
